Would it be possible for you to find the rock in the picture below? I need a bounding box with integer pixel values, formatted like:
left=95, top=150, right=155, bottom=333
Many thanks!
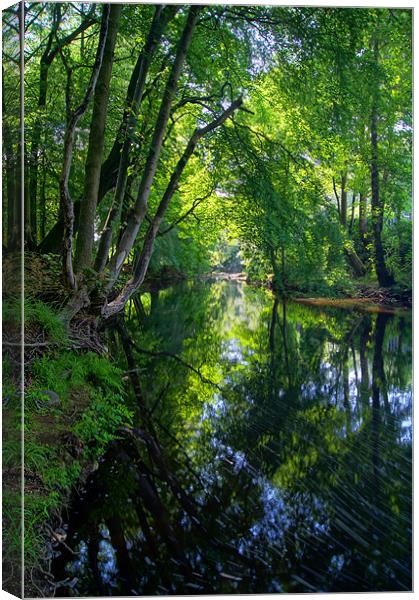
left=39, top=390, right=61, bottom=407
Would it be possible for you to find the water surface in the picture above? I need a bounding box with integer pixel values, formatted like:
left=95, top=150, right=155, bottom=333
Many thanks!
left=53, top=280, right=412, bottom=595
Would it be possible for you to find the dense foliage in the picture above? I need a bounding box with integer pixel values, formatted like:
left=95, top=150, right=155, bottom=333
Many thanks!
left=1, top=5, right=412, bottom=595
left=2, top=4, right=412, bottom=309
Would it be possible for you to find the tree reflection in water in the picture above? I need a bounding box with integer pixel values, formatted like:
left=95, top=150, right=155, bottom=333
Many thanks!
left=52, top=281, right=412, bottom=595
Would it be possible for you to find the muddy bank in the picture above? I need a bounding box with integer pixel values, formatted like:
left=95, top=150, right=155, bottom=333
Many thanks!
left=293, top=297, right=410, bottom=315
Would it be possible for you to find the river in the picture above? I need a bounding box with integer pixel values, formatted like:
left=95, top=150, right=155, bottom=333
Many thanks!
left=52, top=279, right=412, bottom=595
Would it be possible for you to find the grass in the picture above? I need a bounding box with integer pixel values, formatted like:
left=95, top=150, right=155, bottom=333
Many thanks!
left=3, top=298, right=134, bottom=594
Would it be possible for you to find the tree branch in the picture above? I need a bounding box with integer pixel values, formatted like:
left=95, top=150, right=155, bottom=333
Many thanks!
left=103, top=96, right=243, bottom=317
left=158, top=190, right=213, bottom=236
left=332, top=176, right=341, bottom=216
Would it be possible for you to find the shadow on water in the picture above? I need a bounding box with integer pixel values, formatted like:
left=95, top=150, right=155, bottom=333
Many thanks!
left=52, top=280, right=412, bottom=595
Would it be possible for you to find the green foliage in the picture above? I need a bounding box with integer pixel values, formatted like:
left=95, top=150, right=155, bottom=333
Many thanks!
left=73, top=393, right=133, bottom=458
left=26, top=300, right=68, bottom=343
left=2, top=5, right=413, bottom=589
left=3, top=298, right=68, bottom=344
left=31, top=350, right=123, bottom=400
left=7, top=4, right=410, bottom=295
left=383, top=219, right=412, bottom=287
left=149, top=227, right=211, bottom=276
left=4, top=295, right=134, bottom=573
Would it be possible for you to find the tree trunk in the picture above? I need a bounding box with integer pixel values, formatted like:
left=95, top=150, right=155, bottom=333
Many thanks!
left=13, top=138, right=23, bottom=253
left=370, top=39, right=395, bottom=288
left=29, top=4, right=95, bottom=251
left=340, top=171, right=347, bottom=228
left=37, top=7, right=177, bottom=254
left=343, top=352, right=351, bottom=432
left=344, top=246, right=366, bottom=277
left=94, top=5, right=175, bottom=273
left=24, top=150, right=31, bottom=246
left=74, top=4, right=121, bottom=273
left=359, top=192, right=368, bottom=247
left=3, top=109, right=17, bottom=249
left=39, top=153, right=47, bottom=241
left=359, top=318, right=371, bottom=409
left=332, top=176, right=341, bottom=217
left=103, top=96, right=243, bottom=317
left=349, top=191, right=355, bottom=233
left=106, top=516, right=135, bottom=588
left=27, top=7, right=59, bottom=250
left=372, top=313, right=389, bottom=414
left=104, top=7, right=202, bottom=291
left=60, top=5, right=110, bottom=289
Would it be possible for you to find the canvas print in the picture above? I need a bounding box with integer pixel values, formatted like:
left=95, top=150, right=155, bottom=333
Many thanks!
left=2, top=2, right=412, bottom=597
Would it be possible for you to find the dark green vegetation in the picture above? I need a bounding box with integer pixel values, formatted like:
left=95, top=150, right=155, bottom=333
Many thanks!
left=3, top=4, right=412, bottom=302
left=2, top=3, right=412, bottom=596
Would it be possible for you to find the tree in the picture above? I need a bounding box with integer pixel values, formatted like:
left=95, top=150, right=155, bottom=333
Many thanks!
left=74, top=4, right=121, bottom=273
left=14, top=5, right=411, bottom=321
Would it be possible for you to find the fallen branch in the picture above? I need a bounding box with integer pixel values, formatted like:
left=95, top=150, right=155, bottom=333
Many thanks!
left=4, top=340, right=51, bottom=347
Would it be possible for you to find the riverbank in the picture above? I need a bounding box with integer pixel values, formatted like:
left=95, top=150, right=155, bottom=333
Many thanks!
left=3, top=297, right=135, bottom=596
left=293, top=297, right=409, bottom=315
left=193, top=270, right=412, bottom=311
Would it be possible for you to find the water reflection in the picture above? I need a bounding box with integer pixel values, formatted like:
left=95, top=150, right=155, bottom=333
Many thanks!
left=52, top=281, right=412, bottom=595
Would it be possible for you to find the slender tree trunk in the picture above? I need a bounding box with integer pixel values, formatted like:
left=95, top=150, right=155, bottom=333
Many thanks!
left=332, top=176, right=341, bottom=217
left=370, top=313, right=388, bottom=510
left=97, top=11, right=176, bottom=200
left=38, top=7, right=177, bottom=254
left=343, top=351, right=351, bottom=432
left=104, top=7, right=202, bottom=291
left=344, top=246, right=366, bottom=277
left=370, top=39, right=395, bottom=288
left=39, top=153, right=47, bottom=241
left=14, top=138, right=23, bottom=252
left=340, top=171, right=347, bottom=228
left=60, top=5, right=110, bottom=289
left=74, top=4, right=121, bottom=273
left=5, top=148, right=16, bottom=249
left=349, top=191, right=355, bottom=233
left=116, top=171, right=136, bottom=247
left=94, top=5, right=175, bottom=273
left=29, top=4, right=95, bottom=250
left=3, top=110, right=17, bottom=249
left=87, top=530, right=106, bottom=596
left=24, top=151, right=31, bottom=245
left=103, top=96, right=242, bottom=317
left=269, top=296, right=278, bottom=353
left=106, top=516, right=135, bottom=588
left=372, top=313, right=389, bottom=414
left=281, top=301, right=291, bottom=388
left=27, top=8, right=59, bottom=250
left=359, top=192, right=368, bottom=248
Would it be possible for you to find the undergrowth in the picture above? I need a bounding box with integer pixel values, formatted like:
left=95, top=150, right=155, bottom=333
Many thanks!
left=3, top=297, right=134, bottom=592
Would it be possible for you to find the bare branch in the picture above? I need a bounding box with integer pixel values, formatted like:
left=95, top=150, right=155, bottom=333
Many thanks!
left=158, top=190, right=213, bottom=236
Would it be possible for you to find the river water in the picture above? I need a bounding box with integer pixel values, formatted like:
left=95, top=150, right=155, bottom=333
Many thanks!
left=53, top=280, right=412, bottom=595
